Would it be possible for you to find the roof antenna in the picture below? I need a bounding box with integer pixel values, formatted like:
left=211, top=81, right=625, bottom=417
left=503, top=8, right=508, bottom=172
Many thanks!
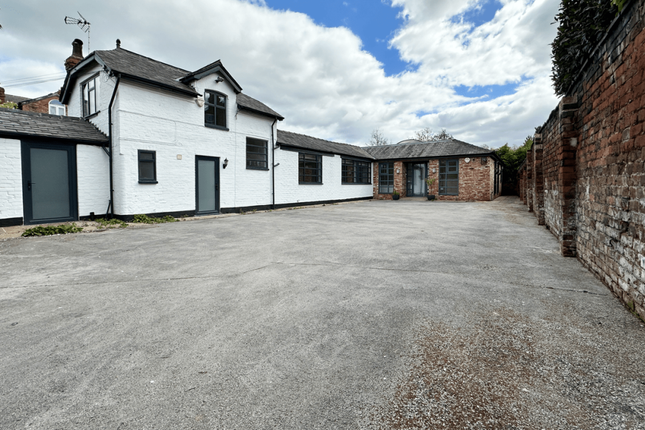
left=64, top=11, right=91, bottom=52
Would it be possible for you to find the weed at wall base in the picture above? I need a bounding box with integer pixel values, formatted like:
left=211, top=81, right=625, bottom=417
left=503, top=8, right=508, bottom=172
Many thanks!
left=22, top=224, right=83, bottom=237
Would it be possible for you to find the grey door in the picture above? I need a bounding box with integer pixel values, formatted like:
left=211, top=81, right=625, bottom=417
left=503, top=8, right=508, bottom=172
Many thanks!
left=195, top=156, right=220, bottom=215
left=406, top=163, right=427, bottom=197
left=21, top=142, right=78, bottom=225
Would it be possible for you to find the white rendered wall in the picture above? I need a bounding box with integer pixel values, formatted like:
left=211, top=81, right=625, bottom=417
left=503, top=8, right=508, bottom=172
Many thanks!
left=111, top=78, right=275, bottom=215
left=66, top=64, right=115, bottom=135
left=0, top=138, right=23, bottom=221
left=77, top=145, right=110, bottom=217
left=274, top=149, right=373, bottom=205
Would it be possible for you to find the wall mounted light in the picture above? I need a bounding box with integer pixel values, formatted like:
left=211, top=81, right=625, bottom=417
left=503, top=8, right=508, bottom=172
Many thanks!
left=223, top=158, right=229, bottom=169
left=215, top=76, right=224, bottom=83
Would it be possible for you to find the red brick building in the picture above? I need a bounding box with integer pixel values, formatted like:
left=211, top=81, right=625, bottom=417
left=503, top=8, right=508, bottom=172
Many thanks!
left=366, top=139, right=503, bottom=201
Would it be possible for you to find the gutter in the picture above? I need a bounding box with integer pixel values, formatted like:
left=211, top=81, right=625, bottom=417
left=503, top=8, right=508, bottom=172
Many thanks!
left=108, top=73, right=121, bottom=219
left=271, top=118, right=278, bottom=209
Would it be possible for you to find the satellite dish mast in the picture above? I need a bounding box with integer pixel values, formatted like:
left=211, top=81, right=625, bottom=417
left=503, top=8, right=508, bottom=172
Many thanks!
left=64, top=12, right=91, bottom=51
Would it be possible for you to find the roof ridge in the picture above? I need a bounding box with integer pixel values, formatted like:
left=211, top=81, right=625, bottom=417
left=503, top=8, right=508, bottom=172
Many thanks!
left=279, top=129, right=359, bottom=149
left=98, top=47, right=191, bottom=74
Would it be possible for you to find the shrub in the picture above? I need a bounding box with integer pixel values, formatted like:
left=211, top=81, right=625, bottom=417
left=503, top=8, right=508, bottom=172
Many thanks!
left=22, top=224, right=83, bottom=237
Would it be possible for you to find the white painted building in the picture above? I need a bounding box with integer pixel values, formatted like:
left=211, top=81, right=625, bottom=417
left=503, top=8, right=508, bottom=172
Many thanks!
left=0, top=40, right=373, bottom=226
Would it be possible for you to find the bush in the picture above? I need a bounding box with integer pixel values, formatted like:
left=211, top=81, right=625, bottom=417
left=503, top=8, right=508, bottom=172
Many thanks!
left=22, top=224, right=83, bottom=237
left=132, top=214, right=176, bottom=224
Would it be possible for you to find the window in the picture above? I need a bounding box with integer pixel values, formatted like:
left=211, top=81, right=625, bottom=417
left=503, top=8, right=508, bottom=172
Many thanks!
left=379, top=162, right=394, bottom=194
left=48, top=100, right=66, bottom=116
left=138, top=150, right=157, bottom=183
left=342, top=159, right=371, bottom=184
left=82, top=75, right=98, bottom=117
left=299, top=153, right=322, bottom=184
left=439, top=159, right=459, bottom=195
left=204, top=90, right=227, bottom=129
left=246, top=138, right=268, bottom=170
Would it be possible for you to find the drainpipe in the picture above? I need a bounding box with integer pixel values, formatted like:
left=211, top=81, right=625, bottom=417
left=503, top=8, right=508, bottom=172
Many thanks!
left=108, top=73, right=121, bottom=219
left=271, top=118, right=277, bottom=209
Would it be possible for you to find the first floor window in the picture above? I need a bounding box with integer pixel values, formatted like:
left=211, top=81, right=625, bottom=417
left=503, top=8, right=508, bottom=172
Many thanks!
left=204, top=90, right=227, bottom=129
left=299, top=153, right=322, bottom=184
left=342, top=159, right=371, bottom=184
left=138, top=150, right=157, bottom=183
left=82, top=75, right=98, bottom=117
left=439, top=159, right=459, bottom=195
left=379, top=162, right=394, bottom=194
left=246, top=137, right=268, bottom=170
left=48, top=100, right=66, bottom=116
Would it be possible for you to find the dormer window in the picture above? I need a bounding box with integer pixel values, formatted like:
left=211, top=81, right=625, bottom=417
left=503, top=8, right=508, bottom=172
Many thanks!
left=204, top=90, right=227, bottom=130
left=82, top=74, right=98, bottom=117
left=49, top=100, right=66, bottom=116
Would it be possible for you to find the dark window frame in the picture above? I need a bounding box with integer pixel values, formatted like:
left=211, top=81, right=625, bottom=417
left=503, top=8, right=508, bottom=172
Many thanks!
left=246, top=137, right=269, bottom=170
left=204, top=90, right=228, bottom=130
left=439, top=159, right=459, bottom=195
left=342, top=158, right=371, bottom=185
left=299, top=152, right=322, bottom=184
left=378, top=162, right=394, bottom=194
left=80, top=73, right=99, bottom=118
left=138, top=150, right=157, bottom=184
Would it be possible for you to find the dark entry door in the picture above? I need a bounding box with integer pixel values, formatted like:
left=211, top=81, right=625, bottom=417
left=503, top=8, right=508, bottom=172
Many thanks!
left=21, top=142, right=78, bottom=225
left=406, top=163, right=427, bottom=197
left=195, top=156, right=220, bottom=215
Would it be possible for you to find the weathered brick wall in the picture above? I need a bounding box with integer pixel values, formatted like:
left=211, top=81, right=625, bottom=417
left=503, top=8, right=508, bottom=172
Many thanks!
left=20, top=95, right=62, bottom=114
left=520, top=0, right=645, bottom=319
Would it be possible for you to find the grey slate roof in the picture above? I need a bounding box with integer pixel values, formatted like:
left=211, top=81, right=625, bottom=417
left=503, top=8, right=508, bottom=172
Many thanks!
left=277, top=130, right=374, bottom=159
left=237, top=93, right=284, bottom=120
left=364, top=139, right=494, bottom=160
left=0, top=108, right=108, bottom=144
left=5, top=94, right=30, bottom=104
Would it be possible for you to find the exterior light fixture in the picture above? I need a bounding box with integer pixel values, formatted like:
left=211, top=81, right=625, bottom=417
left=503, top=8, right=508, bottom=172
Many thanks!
left=215, top=76, right=224, bottom=83
left=223, top=158, right=229, bottom=169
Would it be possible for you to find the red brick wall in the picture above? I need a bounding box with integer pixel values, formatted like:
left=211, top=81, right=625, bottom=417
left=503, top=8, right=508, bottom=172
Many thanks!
left=21, top=95, right=64, bottom=114
left=519, top=0, right=645, bottom=320
left=373, top=156, right=496, bottom=201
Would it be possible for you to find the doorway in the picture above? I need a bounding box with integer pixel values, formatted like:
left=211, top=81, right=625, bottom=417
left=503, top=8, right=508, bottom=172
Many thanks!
left=195, top=156, right=220, bottom=215
left=21, top=141, right=78, bottom=225
left=406, top=163, right=427, bottom=197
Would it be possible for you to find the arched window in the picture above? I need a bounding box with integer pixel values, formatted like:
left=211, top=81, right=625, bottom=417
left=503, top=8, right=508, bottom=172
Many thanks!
left=49, top=100, right=66, bottom=116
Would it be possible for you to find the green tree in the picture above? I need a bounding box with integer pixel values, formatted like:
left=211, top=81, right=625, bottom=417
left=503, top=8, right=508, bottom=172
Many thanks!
left=496, top=136, right=533, bottom=194
left=0, top=101, right=18, bottom=109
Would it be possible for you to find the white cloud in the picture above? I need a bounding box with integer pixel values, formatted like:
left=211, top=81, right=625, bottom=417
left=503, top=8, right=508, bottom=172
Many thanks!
left=0, top=0, right=560, bottom=148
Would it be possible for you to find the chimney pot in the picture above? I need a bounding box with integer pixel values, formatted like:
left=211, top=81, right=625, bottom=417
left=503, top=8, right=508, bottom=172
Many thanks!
left=116, top=39, right=121, bottom=48
left=65, top=39, right=84, bottom=72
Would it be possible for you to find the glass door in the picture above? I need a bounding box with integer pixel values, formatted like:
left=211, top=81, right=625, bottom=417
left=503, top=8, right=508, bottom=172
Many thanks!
left=195, top=156, right=220, bottom=214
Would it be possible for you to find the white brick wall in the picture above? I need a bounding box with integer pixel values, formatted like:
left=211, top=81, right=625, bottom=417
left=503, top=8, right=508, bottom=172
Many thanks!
left=0, top=138, right=23, bottom=221
left=274, top=149, right=373, bottom=205
left=77, top=145, right=110, bottom=217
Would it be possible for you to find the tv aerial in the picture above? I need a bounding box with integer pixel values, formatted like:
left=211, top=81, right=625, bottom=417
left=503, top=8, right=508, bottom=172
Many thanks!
left=64, top=11, right=91, bottom=51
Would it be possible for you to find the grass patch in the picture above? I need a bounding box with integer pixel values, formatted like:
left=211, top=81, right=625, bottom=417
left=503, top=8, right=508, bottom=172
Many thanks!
left=132, top=214, right=176, bottom=224
left=96, top=218, right=128, bottom=229
left=22, top=223, right=83, bottom=237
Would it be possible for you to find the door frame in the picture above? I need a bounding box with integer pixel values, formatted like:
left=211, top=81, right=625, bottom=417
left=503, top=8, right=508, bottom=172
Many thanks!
left=21, top=140, right=78, bottom=225
left=406, top=162, right=428, bottom=197
left=195, top=155, right=220, bottom=215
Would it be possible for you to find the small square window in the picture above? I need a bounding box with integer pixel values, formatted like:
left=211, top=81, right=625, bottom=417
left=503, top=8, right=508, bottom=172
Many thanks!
left=299, top=153, right=322, bottom=184
left=246, top=137, right=268, bottom=170
left=138, top=150, right=157, bottom=183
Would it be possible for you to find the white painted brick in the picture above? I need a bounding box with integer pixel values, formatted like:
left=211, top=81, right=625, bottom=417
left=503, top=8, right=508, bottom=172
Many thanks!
left=0, top=138, right=23, bottom=221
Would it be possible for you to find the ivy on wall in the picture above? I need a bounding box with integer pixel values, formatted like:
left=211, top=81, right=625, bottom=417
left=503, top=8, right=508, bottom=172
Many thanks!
left=551, top=0, right=622, bottom=96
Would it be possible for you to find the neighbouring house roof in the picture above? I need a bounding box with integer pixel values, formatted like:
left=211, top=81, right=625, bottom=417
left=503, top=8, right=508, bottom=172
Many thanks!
left=60, top=46, right=283, bottom=120
left=18, top=92, right=60, bottom=106
left=5, top=94, right=29, bottom=104
left=237, top=93, right=284, bottom=121
left=0, top=108, right=108, bottom=145
left=277, top=130, right=374, bottom=160
left=364, top=139, right=496, bottom=160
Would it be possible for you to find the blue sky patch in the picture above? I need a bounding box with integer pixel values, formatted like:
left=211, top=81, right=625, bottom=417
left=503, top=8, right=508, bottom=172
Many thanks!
left=450, top=0, right=502, bottom=30
left=454, top=82, right=520, bottom=100
left=266, top=0, right=415, bottom=76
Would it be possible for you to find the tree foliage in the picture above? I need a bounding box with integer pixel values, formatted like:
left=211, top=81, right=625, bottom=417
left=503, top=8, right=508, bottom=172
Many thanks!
left=496, top=136, right=533, bottom=175
left=0, top=101, right=18, bottom=109
left=412, top=127, right=454, bottom=142
left=551, top=0, right=620, bottom=96
left=368, top=128, right=390, bottom=146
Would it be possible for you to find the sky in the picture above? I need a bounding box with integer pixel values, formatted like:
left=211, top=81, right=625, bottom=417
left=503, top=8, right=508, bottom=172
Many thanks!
left=0, top=0, right=561, bottom=148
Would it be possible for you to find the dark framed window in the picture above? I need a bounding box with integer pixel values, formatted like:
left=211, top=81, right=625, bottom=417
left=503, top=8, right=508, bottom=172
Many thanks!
left=138, top=150, right=157, bottom=184
left=81, top=74, right=98, bottom=117
left=246, top=138, right=268, bottom=170
left=379, top=162, right=394, bottom=194
left=204, top=90, right=227, bottom=129
left=439, top=159, right=459, bottom=195
left=342, top=159, right=371, bottom=184
left=299, top=153, right=322, bottom=184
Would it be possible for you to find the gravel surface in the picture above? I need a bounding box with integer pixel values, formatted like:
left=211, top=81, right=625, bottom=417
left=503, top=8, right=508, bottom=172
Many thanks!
left=1, top=197, right=644, bottom=429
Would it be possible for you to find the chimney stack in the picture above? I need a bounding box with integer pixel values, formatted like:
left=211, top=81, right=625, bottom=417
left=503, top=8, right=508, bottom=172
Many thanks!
left=65, top=39, right=84, bottom=72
